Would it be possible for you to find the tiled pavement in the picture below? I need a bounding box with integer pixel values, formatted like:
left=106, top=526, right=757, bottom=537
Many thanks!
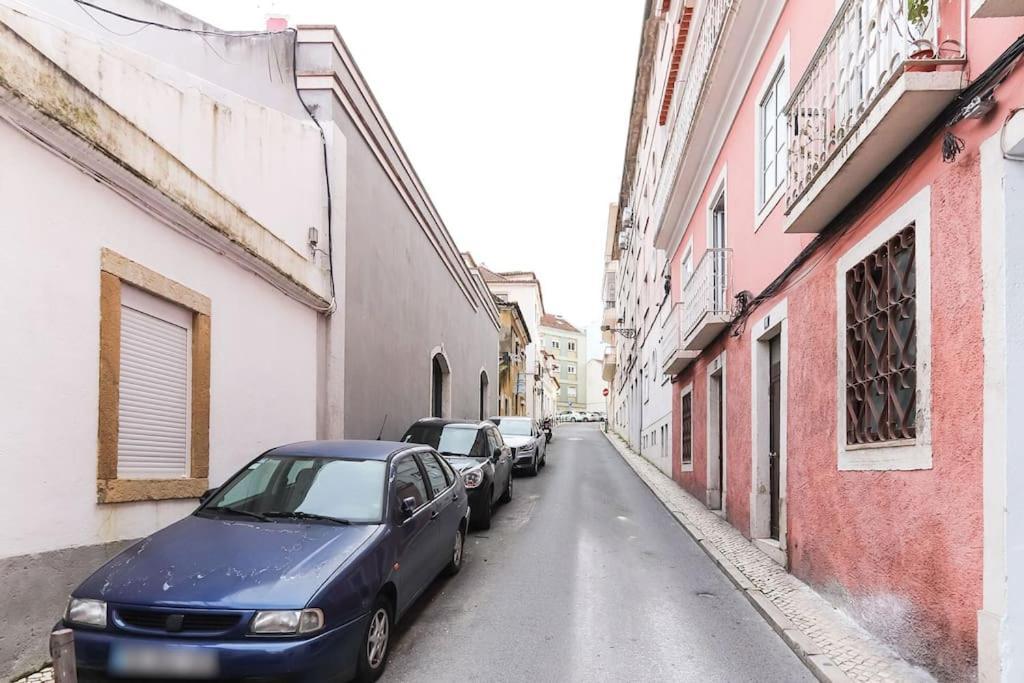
left=15, top=432, right=933, bottom=683
left=602, top=429, right=934, bottom=683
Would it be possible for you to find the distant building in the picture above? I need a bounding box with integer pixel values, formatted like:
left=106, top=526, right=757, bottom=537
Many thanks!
left=495, top=298, right=532, bottom=416
left=480, top=267, right=546, bottom=418
left=584, top=358, right=606, bottom=413
left=539, top=314, right=587, bottom=414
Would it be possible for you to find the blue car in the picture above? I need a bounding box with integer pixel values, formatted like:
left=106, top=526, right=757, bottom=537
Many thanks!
left=59, top=440, right=470, bottom=682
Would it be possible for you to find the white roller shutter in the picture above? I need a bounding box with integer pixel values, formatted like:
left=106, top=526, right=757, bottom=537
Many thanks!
left=117, top=286, right=191, bottom=479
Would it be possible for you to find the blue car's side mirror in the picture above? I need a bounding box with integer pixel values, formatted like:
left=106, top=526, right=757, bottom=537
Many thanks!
left=400, top=497, right=417, bottom=520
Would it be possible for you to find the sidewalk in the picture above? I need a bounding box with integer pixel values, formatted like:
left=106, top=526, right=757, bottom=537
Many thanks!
left=602, top=429, right=934, bottom=683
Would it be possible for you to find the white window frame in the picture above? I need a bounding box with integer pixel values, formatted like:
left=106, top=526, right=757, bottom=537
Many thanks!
left=567, top=363, right=577, bottom=375
left=754, top=36, right=790, bottom=230
left=836, top=186, right=932, bottom=471
left=706, top=167, right=728, bottom=252
left=568, top=340, right=576, bottom=352
left=680, top=239, right=694, bottom=290
left=680, top=381, right=694, bottom=472
left=551, top=339, right=560, bottom=349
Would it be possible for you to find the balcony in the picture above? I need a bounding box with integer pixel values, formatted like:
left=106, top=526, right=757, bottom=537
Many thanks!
left=602, top=347, right=617, bottom=382
left=783, top=0, right=965, bottom=234
left=659, top=303, right=699, bottom=375
left=681, top=248, right=732, bottom=350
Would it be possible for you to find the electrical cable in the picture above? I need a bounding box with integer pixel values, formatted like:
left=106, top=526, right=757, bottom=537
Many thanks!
left=726, top=32, right=1024, bottom=338
left=68, top=0, right=337, bottom=313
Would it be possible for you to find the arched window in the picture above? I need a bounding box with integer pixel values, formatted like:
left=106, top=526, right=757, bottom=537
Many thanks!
left=479, top=370, right=489, bottom=420
left=431, top=351, right=451, bottom=418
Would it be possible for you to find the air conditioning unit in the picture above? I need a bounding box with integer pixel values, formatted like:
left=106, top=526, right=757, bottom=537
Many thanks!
left=622, top=206, right=634, bottom=229
left=618, top=230, right=632, bottom=251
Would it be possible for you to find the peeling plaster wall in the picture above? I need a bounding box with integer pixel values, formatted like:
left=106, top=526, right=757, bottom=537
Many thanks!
left=0, top=118, right=319, bottom=678
left=2, top=4, right=326, bottom=259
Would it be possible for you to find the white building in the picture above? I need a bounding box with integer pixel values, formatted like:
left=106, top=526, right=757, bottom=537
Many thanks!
left=480, top=268, right=548, bottom=419
left=0, top=2, right=497, bottom=677
left=584, top=358, right=606, bottom=413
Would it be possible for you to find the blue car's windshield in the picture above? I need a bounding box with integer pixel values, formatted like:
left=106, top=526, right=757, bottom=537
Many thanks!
left=202, top=456, right=387, bottom=524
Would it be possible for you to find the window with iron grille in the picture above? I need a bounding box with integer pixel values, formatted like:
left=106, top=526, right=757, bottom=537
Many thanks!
left=680, top=391, right=692, bottom=465
left=845, top=224, right=916, bottom=445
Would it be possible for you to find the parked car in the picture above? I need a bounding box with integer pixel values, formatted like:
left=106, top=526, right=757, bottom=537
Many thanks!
left=59, top=440, right=470, bottom=683
left=489, top=416, right=547, bottom=475
left=402, top=418, right=513, bottom=530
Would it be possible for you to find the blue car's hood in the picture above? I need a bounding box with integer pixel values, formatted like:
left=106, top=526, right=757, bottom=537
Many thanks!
left=77, top=515, right=381, bottom=610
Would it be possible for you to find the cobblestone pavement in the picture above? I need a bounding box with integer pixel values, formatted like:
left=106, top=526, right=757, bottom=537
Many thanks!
left=604, top=429, right=935, bottom=683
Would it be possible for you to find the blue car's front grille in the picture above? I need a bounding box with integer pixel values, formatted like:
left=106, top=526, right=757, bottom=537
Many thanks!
left=116, top=607, right=241, bottom=634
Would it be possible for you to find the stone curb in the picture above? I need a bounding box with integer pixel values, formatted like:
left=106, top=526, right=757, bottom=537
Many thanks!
left=601, top=429, right=853, bottom=683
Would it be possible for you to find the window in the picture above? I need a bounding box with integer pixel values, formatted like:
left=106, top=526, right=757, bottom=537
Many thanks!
left=117, top=285, right=191, bottom=479
left=836, top=187, right=931, bottom=471
left=394, top=456, right=430, bottom=509
left=551, top=339, right=560, bottom=349
left=567, top=363, right=577, bottom=375
left=845, top=224, right=917, bottom=445
left=568, top=387, right=577, bottom=399
left=758, top=63, right=788, bottom=206
left=681, top=385, right=693, bottom=468
left=420, top=453, right=450, bottom=495
left=97, top=249, right=210, bottom=504
left=568, top=341, right=576, bottom=352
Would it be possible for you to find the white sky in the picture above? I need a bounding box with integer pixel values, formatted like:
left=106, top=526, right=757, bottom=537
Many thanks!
left=172, top=1, right=643, bottom=359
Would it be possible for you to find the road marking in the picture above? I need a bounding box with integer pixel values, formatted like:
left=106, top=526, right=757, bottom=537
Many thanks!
left=568, top=437, right=583, bottom=441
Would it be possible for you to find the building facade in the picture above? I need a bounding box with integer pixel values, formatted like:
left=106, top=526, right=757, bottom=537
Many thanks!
left=495, top=299, right=532, bottom=416
left=607, top=0, right=1024, bottom=679
left=480, top=268, right=548, bottom=419
left=0, top=2, right=497, bottom=678
left=584, top=358, right=607, bottom=413
left=539, top=315, right=588, bottom=413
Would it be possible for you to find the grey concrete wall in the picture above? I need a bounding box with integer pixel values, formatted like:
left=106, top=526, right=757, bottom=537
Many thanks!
left=297, top=42, right=499, bottom=441
left=338, top=119, right=498, bottom=439
left=1, top=540, right=136, bottom=680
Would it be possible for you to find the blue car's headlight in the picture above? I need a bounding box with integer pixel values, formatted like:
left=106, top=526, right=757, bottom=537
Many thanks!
left=251, top=608, right=324, bottom=635
left=66, top=598, right=107, bottom=628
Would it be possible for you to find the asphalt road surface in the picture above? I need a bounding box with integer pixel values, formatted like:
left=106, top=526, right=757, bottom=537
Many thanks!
left=382, top=423, right=814, bottom=683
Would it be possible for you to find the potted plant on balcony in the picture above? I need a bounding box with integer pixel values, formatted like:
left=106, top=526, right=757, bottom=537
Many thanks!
left=905, top=0, right=936, bottom=71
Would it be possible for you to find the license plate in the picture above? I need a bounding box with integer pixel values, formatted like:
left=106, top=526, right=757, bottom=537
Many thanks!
left=109, top=643, right=219, bottom=678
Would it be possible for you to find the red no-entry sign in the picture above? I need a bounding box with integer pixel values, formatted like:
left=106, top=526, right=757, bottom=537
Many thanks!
left=602, top=388, right=609, bottom=397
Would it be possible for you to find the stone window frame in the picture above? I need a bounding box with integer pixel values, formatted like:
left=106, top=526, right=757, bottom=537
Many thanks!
left=97, top=249, right=211, bottom=503
left=835, top=187, right=932, bottom=471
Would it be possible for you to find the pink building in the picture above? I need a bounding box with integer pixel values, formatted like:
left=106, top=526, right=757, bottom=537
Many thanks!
left=611, top=0, right=1024, bottom=679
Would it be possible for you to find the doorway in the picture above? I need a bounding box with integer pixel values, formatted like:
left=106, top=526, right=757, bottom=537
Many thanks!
left=707, top=353, right=726, bottom=511
left=750, top=301, right=787, bottom=565
left=430, top=350, right=451, bottom=419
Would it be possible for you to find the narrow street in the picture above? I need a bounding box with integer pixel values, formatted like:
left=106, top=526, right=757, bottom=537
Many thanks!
left=383, top=423, right=814, bottom=682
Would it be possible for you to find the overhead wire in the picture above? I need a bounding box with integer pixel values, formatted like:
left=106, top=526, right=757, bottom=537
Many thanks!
left=66, top=0, right=337, bottom=313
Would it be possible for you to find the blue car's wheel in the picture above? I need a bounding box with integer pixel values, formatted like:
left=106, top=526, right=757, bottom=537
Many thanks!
left=355, top=595, right=392, bottom=682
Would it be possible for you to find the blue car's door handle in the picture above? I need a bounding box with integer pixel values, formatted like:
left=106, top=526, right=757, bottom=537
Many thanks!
left=430, top=510, right=439, bottom=520
left=451, top=493, right=459, bottom=502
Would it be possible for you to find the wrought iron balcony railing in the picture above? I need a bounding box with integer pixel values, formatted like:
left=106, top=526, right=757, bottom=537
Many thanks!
left=785, top=0, right=952, bottom=213
left=681, top=248, right=732, bottom=346
left=651, top=0, right=734, bottom=236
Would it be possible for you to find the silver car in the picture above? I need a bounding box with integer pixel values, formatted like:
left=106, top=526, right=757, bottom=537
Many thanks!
left=488, top=416, right=547, bottom=476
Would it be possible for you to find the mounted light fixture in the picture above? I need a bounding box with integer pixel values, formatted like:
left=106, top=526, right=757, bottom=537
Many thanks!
left=601, top=324, right=638, bottom=339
